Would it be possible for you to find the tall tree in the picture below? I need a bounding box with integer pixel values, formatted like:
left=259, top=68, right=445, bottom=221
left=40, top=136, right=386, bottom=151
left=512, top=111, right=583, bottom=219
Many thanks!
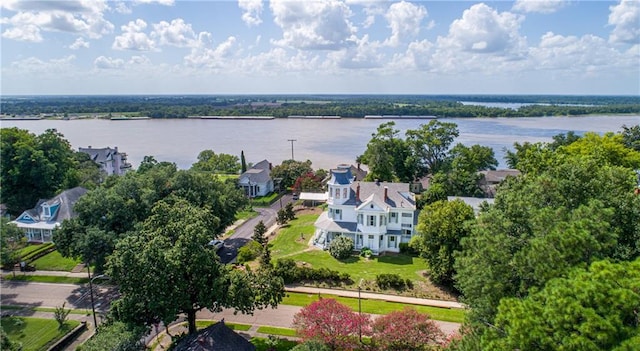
left=271, top=159, right=313, bottom=189
left=415, top=199, right=475, bottom=286
left=107, top=199, right=284, bottom=334
left=0, top=128, right=78, bottom=214
left=620, top=124, right=640, bottom=151
left=192, top=149, right=240, bottom=174
left=406, top=120, right=459, bottom=177
left=293, top=298, right=370, bottom=351
left=484, top=258, right=640, bottom=350
left=358, top=122, right=413, bottom=182
left=253, top=220, right=267, bottom=245
left=241, top=150, right=248, bottom=173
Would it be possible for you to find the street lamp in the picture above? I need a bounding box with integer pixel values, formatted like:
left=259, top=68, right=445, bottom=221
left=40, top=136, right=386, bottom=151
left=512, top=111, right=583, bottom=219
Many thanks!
left=87, top=265, right=108, bottom=331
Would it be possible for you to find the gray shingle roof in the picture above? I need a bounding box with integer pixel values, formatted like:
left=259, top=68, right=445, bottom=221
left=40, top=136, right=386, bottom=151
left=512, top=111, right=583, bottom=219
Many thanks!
left=239, top=159, right=271, bottom=184
left=173, top=321, right=255, bottom=351
left=346, top=181, right=415, bottom=210
left=18, top=187, right=87, bottom=224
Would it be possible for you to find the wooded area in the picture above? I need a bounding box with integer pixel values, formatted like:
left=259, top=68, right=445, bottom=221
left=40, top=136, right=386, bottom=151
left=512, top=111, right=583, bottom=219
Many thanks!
left=2, top=95, right=639, bottom=118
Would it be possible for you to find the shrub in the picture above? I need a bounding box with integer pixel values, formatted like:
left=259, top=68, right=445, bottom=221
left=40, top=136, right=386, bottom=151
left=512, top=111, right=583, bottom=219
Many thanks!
left=236, top=240, right=262, bottom=264
left=360, top=247, right=373, bottom=257
left=328, top=236, right=354, bottom=260
left=376, top=273, right=407, bottom=290
left=273, top=258, right=351, bottom=285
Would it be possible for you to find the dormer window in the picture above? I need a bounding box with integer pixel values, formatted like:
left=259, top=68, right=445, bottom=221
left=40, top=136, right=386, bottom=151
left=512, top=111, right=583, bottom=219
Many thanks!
left=42, top=204, right=51, bottom=219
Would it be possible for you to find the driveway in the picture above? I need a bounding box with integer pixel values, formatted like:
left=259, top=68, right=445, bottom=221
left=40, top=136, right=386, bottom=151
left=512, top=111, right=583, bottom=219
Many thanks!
left=218, top=194, right=293, bottom=264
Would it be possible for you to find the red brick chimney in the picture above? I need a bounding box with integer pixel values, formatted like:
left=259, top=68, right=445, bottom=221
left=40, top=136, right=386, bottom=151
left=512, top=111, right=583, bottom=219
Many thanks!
left=384, top=186, right=388, bottom=202
left=356, top=183, right=360, bottom=202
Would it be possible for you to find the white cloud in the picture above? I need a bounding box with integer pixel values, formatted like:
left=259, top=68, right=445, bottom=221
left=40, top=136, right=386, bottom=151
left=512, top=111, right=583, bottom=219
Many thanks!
left=112, top=19, right=156, bottom=51
left=133, top=0, right=175, bottom=5
left=152, top=18, right=198, bottom=47
left=608, top=0, right=640, bottom=44
left=512, top=0, right=567, bottom=14
left=270, top=0, right=357, bottom=50
left=114, top=1, right=132, bottom=14
left=129, top=55, right=151, bottom=65
left=437, top=4, right=525, bottom=54
left=0, top=0, right=113, bottom=41
left=8, top=55, right=76, bottom=73
left=384, top=1, right=427, bottom=46
left=329, top=34, right=383, bottom=69
left=531, top=32, right=637, bottom=72
left=94, top=56, right=125, bottom=69
left=2, top=23, right=42, bottom=42
left=69, top=37, right=90, bottom=49
left=389, top=39, right=434, bottom=71
left=185, top=36, right=238, bottom=68
left=238, top=0, right=263, bottom=26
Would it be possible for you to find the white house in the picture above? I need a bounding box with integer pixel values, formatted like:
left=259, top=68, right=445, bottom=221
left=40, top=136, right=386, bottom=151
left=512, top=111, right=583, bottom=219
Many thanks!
left=12, top=187, right=87, bottom=243
left=78, top=146, right=132, bottom=176
left=238, top=160, right=274, bottom=198
left=312, top=166, right=417, bottom=254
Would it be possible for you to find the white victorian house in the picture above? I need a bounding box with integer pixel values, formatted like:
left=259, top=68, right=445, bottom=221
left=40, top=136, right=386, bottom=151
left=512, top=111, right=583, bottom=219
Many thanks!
left=78, top=146, right=132, bottom=176
left=238, top=160, right=274, bottom=198
left=12, top=187, right=87, bottom=243
left=312, top=166, right=417, bottom=254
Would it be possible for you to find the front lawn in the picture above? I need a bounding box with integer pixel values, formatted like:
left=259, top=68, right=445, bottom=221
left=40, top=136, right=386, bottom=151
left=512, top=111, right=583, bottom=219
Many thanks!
left=1, top=316, right=80, bottom=351
left=30, top=250, right=81, bottom=271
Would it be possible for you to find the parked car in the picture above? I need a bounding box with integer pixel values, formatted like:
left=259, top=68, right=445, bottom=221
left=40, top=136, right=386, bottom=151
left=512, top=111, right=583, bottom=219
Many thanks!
left=208, top=239, right=224, bottom=251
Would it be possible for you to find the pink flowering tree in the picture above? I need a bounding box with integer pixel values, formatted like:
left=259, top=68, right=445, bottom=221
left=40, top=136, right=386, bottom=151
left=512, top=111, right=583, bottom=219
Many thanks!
left=371, top=307, right=444, bottom=351
left=292, top=298, right=370, bottom=351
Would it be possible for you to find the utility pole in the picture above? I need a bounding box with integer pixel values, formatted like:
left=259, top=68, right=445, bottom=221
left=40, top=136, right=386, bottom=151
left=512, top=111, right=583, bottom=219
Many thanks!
left=287, top=139, right=297, bottom=160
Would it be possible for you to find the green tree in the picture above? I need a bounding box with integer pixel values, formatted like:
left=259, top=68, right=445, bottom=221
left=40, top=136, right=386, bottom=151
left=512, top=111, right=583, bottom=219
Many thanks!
left=107, top=199, right=285, bottom=335
left=271, top=159, right=314, bottom=189
left=416, top=200, right=475, bottom=286
left=0, top=128, right=78, bottom=214
left=79, top=321, right=145, bottom=351
left=358, top=121, right=413, bottom=182
left=241, top=150, right=248, bottom=173
left=406, top=120, right=459, bottom=177
left=1, top=218, right=26, bottom=267
left=53, top=219, right=116, bottom=273
left=620, top=124, right=640, bottom=151
left=449, top=143, right=498, bottom=173
left=54, top=302, right=71, bottom=330
left=454, top=156, right=637, bottom=326
left=284, top=202, right=296, bottom=221
left=192, top=149, right=241, bottom=174
left=253, top=220, right=267, bottom=245
left=484, top=258, right=640, bottom=351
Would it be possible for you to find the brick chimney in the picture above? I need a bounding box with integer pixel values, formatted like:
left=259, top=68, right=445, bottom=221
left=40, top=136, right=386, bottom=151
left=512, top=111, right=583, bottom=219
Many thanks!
left=384, top=186, right=388, bottom=202
left=356, top=183, right=360, bottom=202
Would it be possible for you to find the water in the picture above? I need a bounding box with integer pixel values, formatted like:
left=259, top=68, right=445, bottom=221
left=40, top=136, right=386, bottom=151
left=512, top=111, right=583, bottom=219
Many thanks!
left=2, top=115, right=638, bottom=170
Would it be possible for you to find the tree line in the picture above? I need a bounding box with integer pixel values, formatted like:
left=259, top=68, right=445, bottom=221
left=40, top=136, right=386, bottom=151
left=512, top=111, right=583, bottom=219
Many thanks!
left=2, top=95, right=639, bottom=118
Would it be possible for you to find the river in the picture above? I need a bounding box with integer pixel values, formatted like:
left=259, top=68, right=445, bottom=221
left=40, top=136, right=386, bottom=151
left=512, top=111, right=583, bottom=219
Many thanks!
left=2, top=115, right=638, bottom=170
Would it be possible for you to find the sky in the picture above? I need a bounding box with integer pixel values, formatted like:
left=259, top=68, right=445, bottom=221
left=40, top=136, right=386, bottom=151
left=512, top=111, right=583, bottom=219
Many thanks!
left=1, top=0, right=639, bottom=95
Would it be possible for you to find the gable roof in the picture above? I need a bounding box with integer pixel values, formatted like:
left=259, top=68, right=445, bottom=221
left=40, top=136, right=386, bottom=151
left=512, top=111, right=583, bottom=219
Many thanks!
left=173, top=321, right=255, bottom=351
left=479, top=169, right=521, bottom=184
left=239, top=159, right=272, bottom=184
left=78, top=146, right=119, bottom=163
left=14, top=187, right=87, bottom=229
left=348, top=181, right=415, bottom=210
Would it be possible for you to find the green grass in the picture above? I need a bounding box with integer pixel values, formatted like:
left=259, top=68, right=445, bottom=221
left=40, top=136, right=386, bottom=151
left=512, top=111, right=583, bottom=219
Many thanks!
left=31, top=250, right=81, bottom=271
left=251, top=337, right=299, bottom=351
left=1, top=305, right=88, bottom=315
left=18, top=243, right=53, bottom=258
left=236, top=210, right=259, bottom=220
left=257, top=326, right=298, bottom=337
left=270, top=214, right=319, bottom=258
left=2, top=316, right=80, bottom=351
left=195, top=320, right=252, bottom=331
left=282, top=292, right=465, bottom=323
left=251, top=193, right=281, bottom=207
left=3, top=275, right=88, bottom=284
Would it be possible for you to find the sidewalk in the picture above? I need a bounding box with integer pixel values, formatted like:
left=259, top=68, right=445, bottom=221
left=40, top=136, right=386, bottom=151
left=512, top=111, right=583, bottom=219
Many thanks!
left=285, top=285, right=465, bottom=309
left=2, top=269, right=465, bottom=309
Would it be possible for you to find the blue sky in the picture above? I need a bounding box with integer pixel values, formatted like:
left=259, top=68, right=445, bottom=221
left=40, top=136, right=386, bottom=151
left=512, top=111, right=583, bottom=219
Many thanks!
left=1, top=0, right=638, bottom=95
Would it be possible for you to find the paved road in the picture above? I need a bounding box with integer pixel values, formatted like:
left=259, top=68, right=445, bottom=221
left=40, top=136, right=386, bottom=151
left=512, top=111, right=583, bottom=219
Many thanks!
left=1, top=281, right=460, bottom=336
left=219, top=194, right=292, bottom=264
